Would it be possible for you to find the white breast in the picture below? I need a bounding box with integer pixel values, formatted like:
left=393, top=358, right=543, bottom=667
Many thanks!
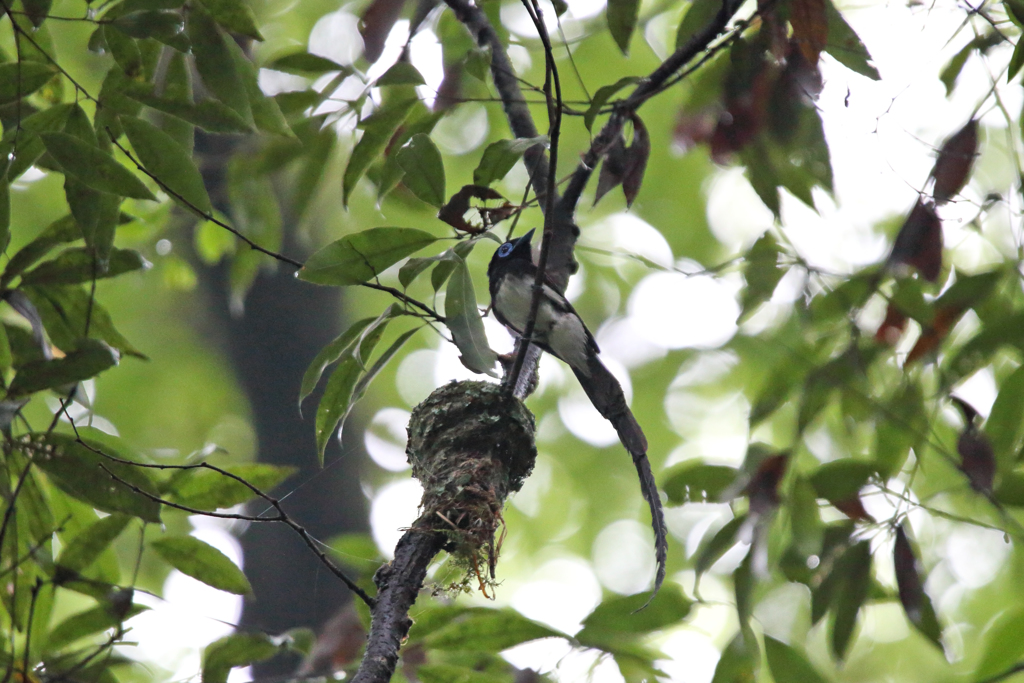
left=495, top=273, right=591, bottom=373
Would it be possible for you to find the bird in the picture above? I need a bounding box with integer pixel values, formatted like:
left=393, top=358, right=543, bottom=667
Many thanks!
left=488, top=228, right=667, bottom=603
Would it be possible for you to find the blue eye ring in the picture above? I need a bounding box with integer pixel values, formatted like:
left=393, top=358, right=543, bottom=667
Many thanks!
left=498, top=242, right=514, bottom=257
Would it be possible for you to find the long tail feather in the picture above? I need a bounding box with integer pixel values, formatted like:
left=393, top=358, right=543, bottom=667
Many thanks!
left=573, top=357, right=667, bottom=604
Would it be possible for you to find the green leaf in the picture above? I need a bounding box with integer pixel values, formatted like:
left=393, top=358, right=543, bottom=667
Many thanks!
left=56, top=514, right=131, bottom=572
left=343, top=99, right=417, bottom=206
left=975, top=608, right=1024, bottom=681
left=26, top=431, right=162, bottom=522
left=710, top=632, right=755, bottom=683
left=823, top=0, right=881, bottom=80
left=40, top=133, right=155, bottom=200
left=0, top=172, right=9, bottom=254
left=23, top=284, right=146, bottom=359
left=9, top=339, right=120, bottom=396
left=809, top=272, right=876, bottom=323
left=874, top=382, right=926, bottom=477
left=112, top=10, right=186, bottom=41
left=830, top=540, right=872, bottom=660
left=197, top=0, right=262, bottom=40
left=431, top=240, right=477, bottom=292
left=63, top=177, right=101, bottom=249
left=399, top=255, right=439, bottom=288
left=940, top=37, right=983, bottom=95
left=473, top=136, right=548, bottom=186
left=444, top=256, right=498, bottom=377
left=202, top=633, right=280, bottom=683
left=187, top=5, right=252, bottom=123
left=418, top=665, right=509, bottom=683
left=0, top=103, right=74, bottom=181
left=936, top=269, right=1002, bottom=310
left=168, top=464, right=295, bottom=510
left=607, top=0, right=640, bottom=54
left=377, top=62, right=426, bottom=86
left=984, top=364, right=1024, bottom=474
left=315, top=316, right=389, bottom=461
left=103, top=24, right=144, bottom=76
left=583, top=79, right=637, bottom=132
left=0, top=62, right=56, bottom=104
left=995, top=471, right=1024, bottom=506
left=125, top=85, right=252, bottom=133
left=48, top=603, right=148, bottom=650
left=298, top=227, right=437, bottom=286
left=662, top=462, right=738, bottom=504
left=2, top=215, right=80, bottom=286
left=694, top=515, right=745, bottom=581
left=20, top=247, right=150, bottom=285
left=266, top=51, right=349, bottom=74
left=397, top=134, right=446, bottom=208
left=764, top=636, right=829, bottom=683
left=152, top=535, right=251, bottom=595
left=223, top=37, right=292, bottom=137
left=350, top=327, right=419, bottom=399
left=1010, top=40, right=1024, bottom=81
left=423, top=607, right=564, bottom=651
left=120, top=116, right=212, bottom=215
left=808, top=460, right=876, bottom=503
left=676, top=0, right=719, bottom=50
left=740, top=232, right=783, bottom=321
left=22, top=0, right=52, bottom=26
left=299, top=317, right=375, bottom=407
left=576, top=585, right=692, bottom=647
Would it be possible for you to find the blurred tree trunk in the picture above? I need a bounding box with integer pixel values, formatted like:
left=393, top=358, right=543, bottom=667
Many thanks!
left=194, top=131, right=370, bottom=675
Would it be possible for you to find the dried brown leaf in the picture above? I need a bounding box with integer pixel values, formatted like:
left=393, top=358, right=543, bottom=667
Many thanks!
left=959, top=429, right=995, bottom=493
left=931, top=119, right=978, bottom=204
left=594, top=133, right=627, bottom=205
left=360, top=0, right=407, bottom=63
left=874, top=302, right=908, bottom=346
left=789, top=0, right=828, bottom=65
left=889, top=198, right=942, bottom=282
left=438, top=184, right=511, bottom=233
left=622, top=114, right=650, bottom=207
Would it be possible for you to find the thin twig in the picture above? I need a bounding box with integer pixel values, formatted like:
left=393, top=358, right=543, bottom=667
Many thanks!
left=504, top=0, right=563, bottom=394
left=106, top=132, right=443, bottom=322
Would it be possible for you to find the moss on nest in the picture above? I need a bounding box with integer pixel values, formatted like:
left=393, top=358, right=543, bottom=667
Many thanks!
left=405, top=380, right=536, bottom=593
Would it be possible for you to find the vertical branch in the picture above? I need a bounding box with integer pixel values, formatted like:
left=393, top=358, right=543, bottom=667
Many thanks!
left=504, top=0, right=563, bottom=394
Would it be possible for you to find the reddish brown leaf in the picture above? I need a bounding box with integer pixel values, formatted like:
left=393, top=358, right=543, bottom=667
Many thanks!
left=359, top=0, right=407, bottom=63
left=594, top=133, right=627, bottom=206
left=433, top=60, right=462, bottom=113
left=905, top=304, right=963, bottom=364
left=875, top=302, right=908, bottom=346
left=673, top=106, right=719, bottom=153
left=893, top=525, right=925, bottom=621
left=438, top=184, right=512, bottom=234
left=958, top=429, right=995, bottom=493
left=710, top=45, right=774, bottom=163
left=745, top=453, right=789, bottom=516
left=931, top=119, right=978, bottom=204
left=833, top=496, right=875, bottom=522
left=789, top=0, right=828, bottom=65
left=951, top=395, right=980, bottom=427
left=622, top=114, right=650, bottom=207
left=889, top=199, right=943, bottom=282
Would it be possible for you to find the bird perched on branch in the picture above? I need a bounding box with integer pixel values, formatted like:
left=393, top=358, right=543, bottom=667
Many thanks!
left=487, top=228, right=667, bottom=602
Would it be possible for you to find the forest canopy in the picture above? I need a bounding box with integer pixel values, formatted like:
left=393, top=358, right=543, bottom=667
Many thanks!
left=2, top=0, right=1024, bottom=680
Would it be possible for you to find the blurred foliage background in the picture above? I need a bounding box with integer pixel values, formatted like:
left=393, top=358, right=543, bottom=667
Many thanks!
left=5, top=0, right=1024, bottom=679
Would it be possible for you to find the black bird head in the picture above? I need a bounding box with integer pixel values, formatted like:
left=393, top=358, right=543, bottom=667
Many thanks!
left=488, top=228, right=535, bottom=279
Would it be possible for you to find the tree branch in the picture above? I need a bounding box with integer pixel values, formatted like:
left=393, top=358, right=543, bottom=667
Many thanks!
left=560, top=0, right=743, bottom=213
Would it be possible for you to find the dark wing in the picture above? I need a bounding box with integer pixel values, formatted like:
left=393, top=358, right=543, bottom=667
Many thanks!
left=540, top=281, right=600, bottom=355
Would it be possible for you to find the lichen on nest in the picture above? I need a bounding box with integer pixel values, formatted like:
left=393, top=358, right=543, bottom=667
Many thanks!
left=405, top=380, right=536, bottom=594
